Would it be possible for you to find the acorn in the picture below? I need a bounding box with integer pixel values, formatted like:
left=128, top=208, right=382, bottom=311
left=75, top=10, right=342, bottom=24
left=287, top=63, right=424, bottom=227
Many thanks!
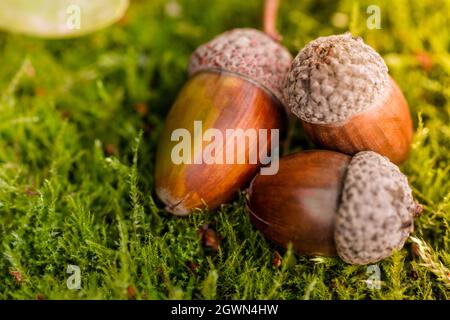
left=247, top=150, right=422, bottom=265
left=155, top=2, right=292, bottom=215
left=284, top=33, right=413, bottom=164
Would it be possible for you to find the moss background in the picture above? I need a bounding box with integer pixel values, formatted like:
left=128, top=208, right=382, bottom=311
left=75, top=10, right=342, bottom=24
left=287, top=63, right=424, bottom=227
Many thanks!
left=1, top=0, right=449, bottom=299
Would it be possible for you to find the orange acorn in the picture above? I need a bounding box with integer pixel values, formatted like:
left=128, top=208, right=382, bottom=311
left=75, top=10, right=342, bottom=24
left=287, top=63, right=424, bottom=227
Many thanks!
left=284, top=33, right=413, bottom=164
left=155, top=1, right=292, bottom=215
left=247, top=150, right=421, bottom=265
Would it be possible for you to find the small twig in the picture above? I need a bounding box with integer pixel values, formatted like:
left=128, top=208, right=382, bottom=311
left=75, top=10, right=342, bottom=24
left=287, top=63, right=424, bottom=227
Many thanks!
left=410, top=236, right=450, bottom=289
left=263, top=0, right=282, bottom=42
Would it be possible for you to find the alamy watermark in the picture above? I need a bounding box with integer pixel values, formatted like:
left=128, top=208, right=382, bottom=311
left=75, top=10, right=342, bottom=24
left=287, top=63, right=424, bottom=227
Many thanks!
left=66, top=264, right=81, bottom=290
left=66, top=4, right=81, bottom=30
left=367, top=5, right=381, bottom=30
left=170, top=121, right=280, bottom=175
left=366, top=264, right=381, bottom=290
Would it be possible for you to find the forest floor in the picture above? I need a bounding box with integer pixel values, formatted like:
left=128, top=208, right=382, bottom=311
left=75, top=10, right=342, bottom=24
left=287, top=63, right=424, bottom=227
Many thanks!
left=0, top=0, right=449, bottom=299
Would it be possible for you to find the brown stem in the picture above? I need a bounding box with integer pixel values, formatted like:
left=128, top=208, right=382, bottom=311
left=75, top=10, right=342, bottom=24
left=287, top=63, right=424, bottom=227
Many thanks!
left=263, top=0, right=282, bottom=42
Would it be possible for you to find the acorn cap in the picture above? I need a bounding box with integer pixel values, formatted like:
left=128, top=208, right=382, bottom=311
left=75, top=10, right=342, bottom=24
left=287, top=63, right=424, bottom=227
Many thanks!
left=335, top=151, right=416, bottom=265
left=284, top=33, right=390, bottom=124
left=189, top=28, right=292, bottom=105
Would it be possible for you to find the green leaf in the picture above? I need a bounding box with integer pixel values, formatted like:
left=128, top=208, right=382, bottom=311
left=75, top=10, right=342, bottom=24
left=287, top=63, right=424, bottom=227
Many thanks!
left=0, top=0, right=129, bottom=38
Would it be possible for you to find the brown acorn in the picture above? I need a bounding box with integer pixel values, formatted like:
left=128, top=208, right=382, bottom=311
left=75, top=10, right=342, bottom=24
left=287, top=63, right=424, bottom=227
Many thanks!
left=155, top=3, right=292, bottom=215
left=284, top=33, right=413, bottom=164
left=247, top=150, right=421, bottom=265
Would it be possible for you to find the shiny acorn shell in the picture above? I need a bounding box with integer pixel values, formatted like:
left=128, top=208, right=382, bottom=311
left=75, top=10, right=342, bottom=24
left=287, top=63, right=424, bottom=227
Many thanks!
left=155, top=29, right=292, bottom=215
left=155, top=72, right=287, bottom=215
left=247, top=150, right=417, bottom=264
left=300, top=78, right=413, bottom=164
left=247, top=150, right=349, bottom=256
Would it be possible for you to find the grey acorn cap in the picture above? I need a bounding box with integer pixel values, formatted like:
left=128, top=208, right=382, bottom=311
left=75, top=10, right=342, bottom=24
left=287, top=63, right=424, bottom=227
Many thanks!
left=284, top=33, right=390, bottom=124
left=335, top=151, right=416, bottom=265
left=189, top=28, right=293, bottom=106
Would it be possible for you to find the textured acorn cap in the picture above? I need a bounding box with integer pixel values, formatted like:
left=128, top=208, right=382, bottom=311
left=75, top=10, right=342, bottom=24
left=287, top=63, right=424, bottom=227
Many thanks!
left=284, top=33, right=390, bottom=124
left=189, top=28, right=292, bottom=105
left=335, top=151, right=416, bottom=265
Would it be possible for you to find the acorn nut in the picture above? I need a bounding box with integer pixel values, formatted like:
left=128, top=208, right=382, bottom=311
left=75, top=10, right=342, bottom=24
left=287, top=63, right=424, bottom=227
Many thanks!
left=284, top=33, right=413, bottom=164
left=155, top=26, right=292, bottom=215
left=247, top=150, right=421, bottom=265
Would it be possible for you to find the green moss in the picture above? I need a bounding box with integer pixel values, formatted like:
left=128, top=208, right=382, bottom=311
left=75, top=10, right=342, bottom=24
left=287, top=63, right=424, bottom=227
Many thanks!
left=0, top=0, right=449, bottom=299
